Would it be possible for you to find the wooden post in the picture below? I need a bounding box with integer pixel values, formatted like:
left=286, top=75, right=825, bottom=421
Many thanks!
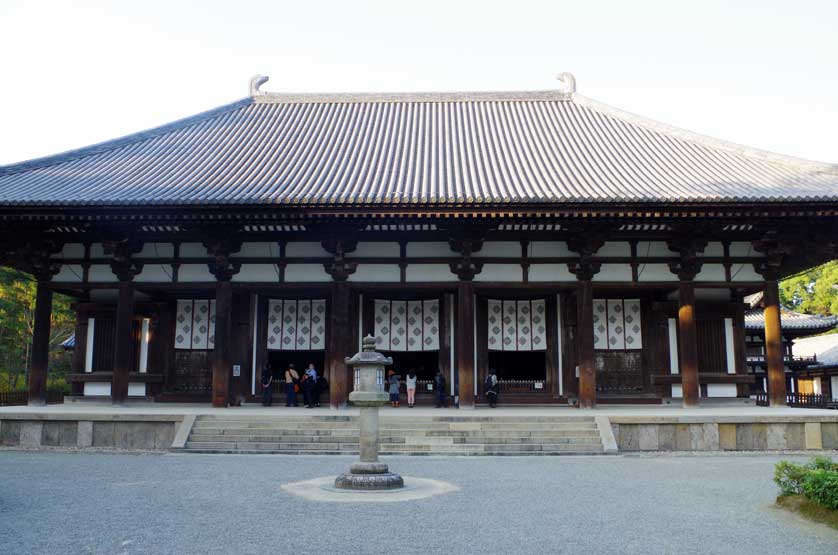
left=677, top=281, right=700, bottom=407
left=457, top=281, right=475, bottom=408
left=763, top=280, right=787, bottom=407
left=328, top=282, right=351, bottom=409
left=111, top=281, right=135, bottom=404
left=28, top=281, right=53, bottom=406
left=212, top=280, right=233, bottom=408
left=577, top=280, right=596, bottom=409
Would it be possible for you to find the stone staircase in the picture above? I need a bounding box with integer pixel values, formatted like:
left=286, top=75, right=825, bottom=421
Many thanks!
left=179, top=415, right=609, bottom=455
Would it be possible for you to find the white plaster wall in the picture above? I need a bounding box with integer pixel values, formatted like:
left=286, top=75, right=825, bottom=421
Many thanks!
left=597, top=241, right=631, bottom=257
left=128, top=383, right=147, bottom=397
left=135, top=264, right=174, bottom=283
left=232, top=264, right=280, bottom=282
left=53, top=265, right=84, bottom=283
left=348, top=264, right=401, bottom=282
left=352, top=242, right=400, bottom=257
left=529, top=241, right=572, bottom=257
left=286, top=242, right=331, bottom=257
left=636, top=241, right=675, bottom=257
left=694, top=264, right=726, bottom=282
left=90, top=243, right=106, bottom=258
left=707, top=384, right=737, bottom=398
left=59, top=243, right=85, bottom=258
left=474, top=242, right=520, bottom=257
left=694, top=289, right=733, bottom=301
left=179, top=242, right=206, bottom=257
left=406, top=264, right=453, bottom=282
left=474, top=264, right=523, bottom=282
left=730, top=263, right=764, bottom=282
left=138, top=242, right=174, bottom=258
left=671, top=384, right=682, bottom=398
left=178, top=264, right=215, bottom=282
left=83, top=382, right=111, bottom=396
left=637, top=263, right=678, bottom=282
left=284, top=264, right=332, bottom=282
left=88, top=265, right=117, bottom=282
left=729, top=242, right=759, bottom=257
left=233, top=242, right=278, bottom=258
left=699, top=242, right=724, bottom=257
left=529, top=263, right=576, bottom=282
left=593, top=263, right=632, bottom=282
left=406, top=242, right=453, bottom=257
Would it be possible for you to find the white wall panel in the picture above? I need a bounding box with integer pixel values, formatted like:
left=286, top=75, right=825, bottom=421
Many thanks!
left=707, top=384, right=737, bottom=398
left=474, top=241, right=520, bottom=257
left=636, top=241, right=675, bottom=257
left=668, top=318, right=679, bottom=374
left=179, top=242, right=206, bottom=257
left=729, top=242, right=758, bottom=257
left=53, top=265, right=84, bottom=282
left=178, top=264, right=215, bottom=282
left=60, top=243, right=85, bottom=258
left=405, top=242, right=453, bottom=257
left=724, top=318, right=736, bottom=374
left=730, top=264, right=764, bottom=282
left=637, top=263, right=678, bottom=282
left=128, top=383, right=147, bottom=397
left=90, top=243, right=106, bottom=258
left=406, top=264, right=452, bottom=282
left=284, top=264, right=332, bottom=282
left=138, top=242, right=174, bottom=258
left=135, top=264, right=173, bottom=283
left=699, top=242, right=724, bottom=257
left=593, top=264, right=632, bottom=282
left=285, top=242, right=331, bottom=257
left=233, top=242, right=277, bottom=258
left=528, top=264, right=576, bottom=282
left=474, top=264, right=523, bottom=282
left=671, top=384, right=683, bottom=398
left=352, top=242, right=400, bottom=257
left=597, top=241, right=631, bottom=257
left=529, top=241, right=573, bottom=257
left=348, top=264, right=401, bottom=282
left=695, top=264, right=726, bottom=282
left=232, top=264, right=279, bottom=282
left=83, top=382, right=111, bottom=396
left=88, top=265, right=117, bottom=282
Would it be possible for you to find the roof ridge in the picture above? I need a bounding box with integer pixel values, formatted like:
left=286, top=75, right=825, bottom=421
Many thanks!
left=0, top=98, right=253, bottom=177
left=251, top=89, right=573, bottom=104
left=572, top=94, right=838, bottom=174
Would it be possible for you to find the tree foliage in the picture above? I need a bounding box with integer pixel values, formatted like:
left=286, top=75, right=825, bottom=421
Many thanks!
left=779, top=260, right=838, bottom=317
left=0, top=268, right=74, bottom=391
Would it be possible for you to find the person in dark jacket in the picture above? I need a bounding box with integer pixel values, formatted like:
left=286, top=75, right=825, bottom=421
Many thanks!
left=301, top=373, right=316, bottom=408
left=261, top=362, right=274, bottom=407
left=485, top=368, right=499, bottom=408
left=434, top=370, right=447, bottom=408
left=317, top=373, right=329, bottom=406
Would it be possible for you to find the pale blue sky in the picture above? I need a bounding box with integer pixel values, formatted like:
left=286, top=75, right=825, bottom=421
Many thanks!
left=1, top=0, right=836, bottom=165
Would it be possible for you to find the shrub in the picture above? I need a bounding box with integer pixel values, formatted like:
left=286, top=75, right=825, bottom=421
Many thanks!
left=802, top=470, right=838, bottom=511
left=775, top=460, right=809, bottom=496
left=810, top=456, right=838, bottom=472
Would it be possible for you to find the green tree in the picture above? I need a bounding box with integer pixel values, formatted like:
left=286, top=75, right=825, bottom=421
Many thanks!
left=0, top=268, right=74, bottom=392
left=780, top=260, right=838, bottom=317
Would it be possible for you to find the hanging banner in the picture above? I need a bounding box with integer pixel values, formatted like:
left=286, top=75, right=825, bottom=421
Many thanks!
left=593, top=298, right=642, bottom=351
left=374, top=299, right=440, bottom=352
left=487, top=299, right=547, bottom=352
left=174, top=299, right=217, bottom=350
left=266, top=299, right=326, bottom=351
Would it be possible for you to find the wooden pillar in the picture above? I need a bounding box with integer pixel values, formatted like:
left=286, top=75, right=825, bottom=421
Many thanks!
left=328, top=282, right=351, bottom=409
left=763, top=279, right=787, bottom=407
left=677, top=281, right=700, bottom=407
left=577, top=280, right=596, bottom=408
left=111, top=281, right=135, bottom=404
left=212, top=280, right=233, bottom=408
left=27, top=281, right=53, bottom=406
left=457, top=281, right=475, bottom=408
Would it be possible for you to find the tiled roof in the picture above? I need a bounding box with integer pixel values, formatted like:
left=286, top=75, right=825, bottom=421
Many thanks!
left=792, top=334, right=838, bottom=366
left=744, top=308, right=838, bottom=332
left=2, top=81, right=837, bottom=207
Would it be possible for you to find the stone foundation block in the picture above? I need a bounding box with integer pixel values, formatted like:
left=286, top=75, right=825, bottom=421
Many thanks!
left=718, top=424, right=737, bottom=450
left=804, top=422, right=823, bottom=450
left=618, top=425, right=639, bottom=451
left=77, top=421, right=93, bottom=448
left=1, top=420, right=21, bottom=446
left=19, top=422, right=44, bottom=447
left=736, top=424, right=767, bottom=450
left=689, top=423, right=719, bottom=451
left=42, top=421, right=77, bottom=447
left=822, top=423, right=838, bottom=449
left=657, top=425, right=676, bottom=451
left=637, top=425, right=659, bottom=451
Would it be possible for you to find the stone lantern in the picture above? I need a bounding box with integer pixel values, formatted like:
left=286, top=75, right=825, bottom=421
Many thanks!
left=334, top=335, right=404, bottom=490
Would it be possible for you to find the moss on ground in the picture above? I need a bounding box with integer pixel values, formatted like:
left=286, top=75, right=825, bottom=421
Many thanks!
left=776, top=495, right=838, bottom=530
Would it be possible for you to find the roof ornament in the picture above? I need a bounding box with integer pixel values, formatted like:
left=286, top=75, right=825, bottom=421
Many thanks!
left=249, top=75, right=269, bottom=96
left=557, top=72, right=576, bottom=94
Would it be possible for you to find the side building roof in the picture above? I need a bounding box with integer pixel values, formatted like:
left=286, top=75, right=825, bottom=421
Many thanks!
left=744, top=308, right=838, bottom=334
left=1, top=77, right=837, bottom=208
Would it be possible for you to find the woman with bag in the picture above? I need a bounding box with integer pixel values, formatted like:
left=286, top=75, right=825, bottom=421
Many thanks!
left=284, top=363, right=299, bottom=407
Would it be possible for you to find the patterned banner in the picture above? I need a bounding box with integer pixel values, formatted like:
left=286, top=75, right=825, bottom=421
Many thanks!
left=174, top=299, right=216, bottom=350
left=593, top=299, right=642, bottom=351
left=488, top=299, right=547, bottom=352
left=267, top=299, right=326, bottom=351
left=374, top=299, right=440, bottom=351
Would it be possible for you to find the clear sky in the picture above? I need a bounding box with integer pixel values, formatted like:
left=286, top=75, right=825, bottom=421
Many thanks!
left=1, top=0, right=836, bottom=165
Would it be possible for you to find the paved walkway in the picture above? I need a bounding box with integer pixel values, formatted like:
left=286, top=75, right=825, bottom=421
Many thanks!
left=0, top=452, right=835, bottom=554
left=2, top=400, right=836, bottom=418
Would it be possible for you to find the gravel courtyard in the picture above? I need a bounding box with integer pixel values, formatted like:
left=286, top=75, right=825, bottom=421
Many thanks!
left=1, top=451, right=836, bottom=554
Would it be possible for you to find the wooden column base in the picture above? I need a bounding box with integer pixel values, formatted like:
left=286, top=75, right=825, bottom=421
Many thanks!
left=764, top=280, right=787, bottom=407
left=678, top=281, right=700, bottom=407
left=28, top=282, right=53, bottom=406
left=577, top=280, right=596, bottom=409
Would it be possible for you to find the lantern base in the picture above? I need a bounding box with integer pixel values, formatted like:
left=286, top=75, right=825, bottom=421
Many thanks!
left=334, top=463, right=405, bottom=490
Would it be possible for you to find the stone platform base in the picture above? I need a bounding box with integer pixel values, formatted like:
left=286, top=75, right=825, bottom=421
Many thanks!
left=281, top=476, right=459, bottom=503
left=334, top=462, right=405, bottom=490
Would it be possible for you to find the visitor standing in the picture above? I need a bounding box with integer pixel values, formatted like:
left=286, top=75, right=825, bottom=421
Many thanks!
left=387, top=370, right=401, bottom=407
left=317, top=373, right=329, bottom=405
left=284, top=363, right=299, bottom=407
left=305, top=363, right=319, bottom=407
left=261, top=362, right=273, bottom=407
left=434, top=369, right=447, bottom=408
left=301, top=373, right=315, bottom=408
left=485, top=368, right=499, bottom=408
left=405, top=370, right=417, bottom=408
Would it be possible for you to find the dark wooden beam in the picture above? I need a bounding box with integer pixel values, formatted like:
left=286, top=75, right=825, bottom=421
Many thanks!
left=328, top=281, right=352, bottom=409
left=457, top=281, right=475, bottom=408
left=576, top=279, right=595, bottom=408
left=211, top=280, right=233, bottom=407
left=111, top=281, right=135, bottom=404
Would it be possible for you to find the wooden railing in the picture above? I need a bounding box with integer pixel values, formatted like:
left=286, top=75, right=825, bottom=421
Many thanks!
left=754, top=391, right=828, bottom=408
left=496, top=380, right=547, bottom=394
left=0, top=390, right=65, bottom=406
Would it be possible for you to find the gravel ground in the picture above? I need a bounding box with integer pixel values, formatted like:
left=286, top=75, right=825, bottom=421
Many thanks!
left=1, top=451, right=836, bottom=554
